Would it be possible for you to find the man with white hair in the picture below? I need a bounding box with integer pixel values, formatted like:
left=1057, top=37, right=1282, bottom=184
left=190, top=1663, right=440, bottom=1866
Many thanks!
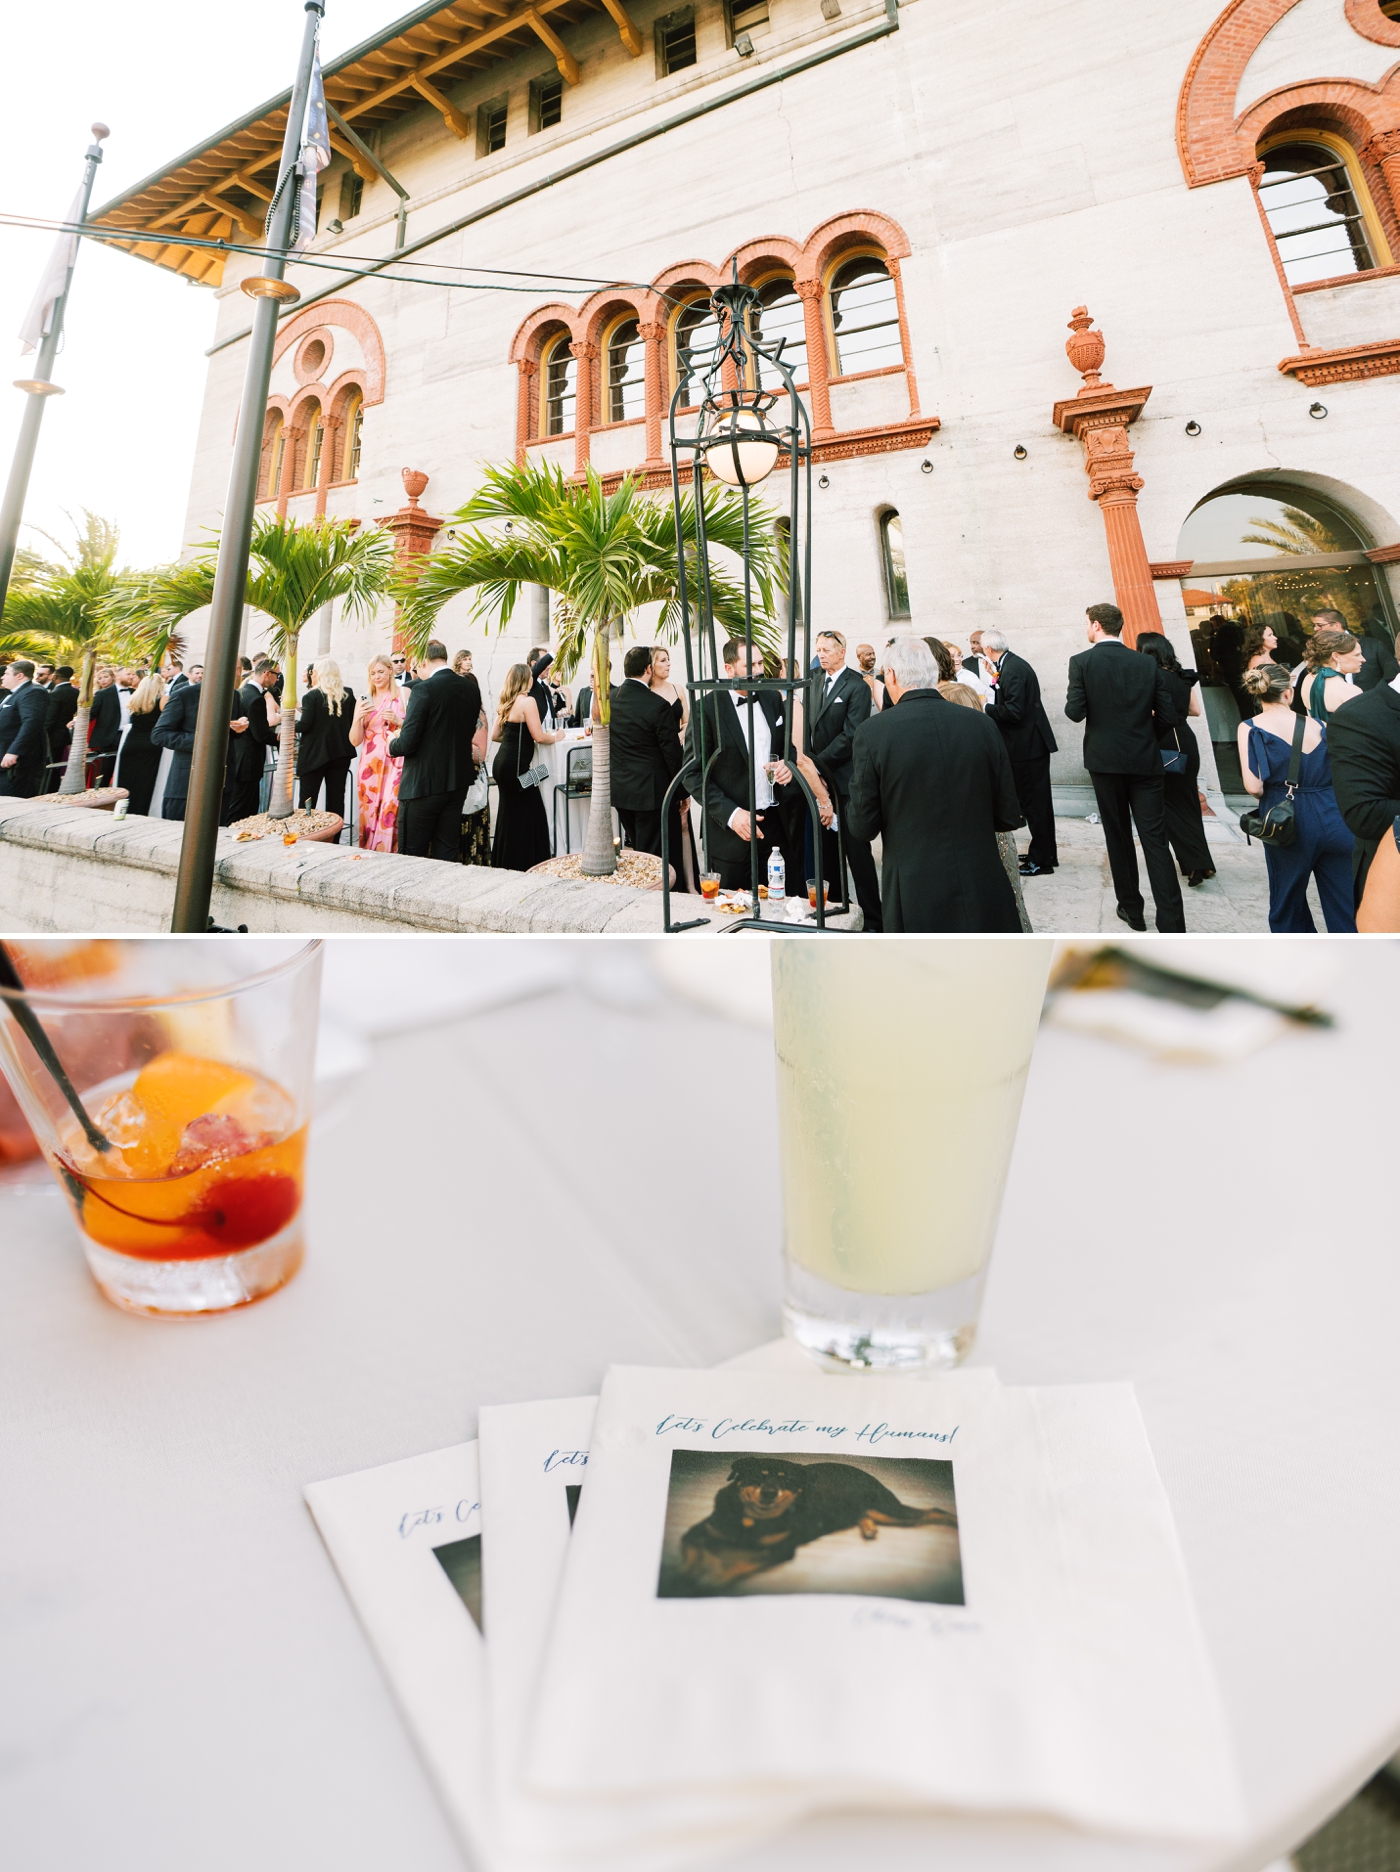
left=980, top=629, right=1059, bottom=876
left=846, top=636, right=1024, bottom=931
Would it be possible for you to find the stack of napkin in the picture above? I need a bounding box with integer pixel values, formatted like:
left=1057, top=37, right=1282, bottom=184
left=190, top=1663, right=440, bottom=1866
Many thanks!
left=305, top=1349, right=1243, bottom=1871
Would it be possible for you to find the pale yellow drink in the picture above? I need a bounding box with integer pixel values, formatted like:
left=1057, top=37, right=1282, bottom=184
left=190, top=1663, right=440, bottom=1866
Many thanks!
left=772, top=940, right=1053, bottom=1367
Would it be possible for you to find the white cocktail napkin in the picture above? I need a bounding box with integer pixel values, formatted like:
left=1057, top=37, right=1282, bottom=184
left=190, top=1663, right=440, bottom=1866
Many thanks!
left=522, top=1366, right=1243, bottom=1854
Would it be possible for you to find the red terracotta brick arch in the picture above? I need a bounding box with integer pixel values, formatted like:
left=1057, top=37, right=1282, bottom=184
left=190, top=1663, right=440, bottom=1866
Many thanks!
left=728, top=236, right=804, bottom=284
left=578, top=287, right=664, bottom=349
left=1347, top=0, right=1400, bottom=48
left=796, top=210, right=911, bottom=285
left=271, top=298, right=386, bottom=404
left=1178, top=0, right=1400, bottom=184
left=508, top=302, right=584, bottom=363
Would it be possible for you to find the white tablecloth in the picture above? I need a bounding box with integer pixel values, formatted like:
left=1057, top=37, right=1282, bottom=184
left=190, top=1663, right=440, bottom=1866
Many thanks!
left=3, top=939, right=1399, bottom=1871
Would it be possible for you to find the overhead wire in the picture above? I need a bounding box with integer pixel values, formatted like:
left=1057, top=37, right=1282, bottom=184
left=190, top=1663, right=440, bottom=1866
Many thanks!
left=0, top=209, right=689, bottom=304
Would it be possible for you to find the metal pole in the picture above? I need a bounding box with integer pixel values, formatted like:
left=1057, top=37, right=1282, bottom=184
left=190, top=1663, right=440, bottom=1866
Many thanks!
left=171, top=0, right=324, bottom=933
left=0, top=124, right=108, bottom=615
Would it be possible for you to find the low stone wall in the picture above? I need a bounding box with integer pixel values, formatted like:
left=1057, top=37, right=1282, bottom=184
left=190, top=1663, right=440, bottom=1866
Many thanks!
left=0, top=799, right=676, bottom=934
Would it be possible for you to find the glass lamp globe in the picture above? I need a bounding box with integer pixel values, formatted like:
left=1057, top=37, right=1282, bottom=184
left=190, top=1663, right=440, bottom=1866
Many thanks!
left=705, top=409, right=780, bottom=487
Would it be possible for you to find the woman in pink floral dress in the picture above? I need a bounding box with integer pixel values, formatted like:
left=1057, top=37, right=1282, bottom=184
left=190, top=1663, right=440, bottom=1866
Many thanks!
left=350, top=654, right=406, bottom=850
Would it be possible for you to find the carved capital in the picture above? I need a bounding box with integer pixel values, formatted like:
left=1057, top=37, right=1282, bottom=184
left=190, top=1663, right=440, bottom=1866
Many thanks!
left=1083, top=423, right=1143, bottom=503
left=569, top=340, right=599, bottom=362
left=638, top=321, right=665, bottom=344
left=1247, top=160, right=1266, bottom=186
left=795, top=279, right=824, bottom=303
left=1360, top=129, right=1400, bottom=165
left=517, top=357, right=539, bottom=377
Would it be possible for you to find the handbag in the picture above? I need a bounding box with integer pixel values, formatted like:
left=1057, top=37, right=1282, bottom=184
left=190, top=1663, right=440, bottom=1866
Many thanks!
left=514, top=720, right=551, bottom=792
left=1239, top=713, right=1304, bottom=848
left=1161, top=727, right=1190, bottom=776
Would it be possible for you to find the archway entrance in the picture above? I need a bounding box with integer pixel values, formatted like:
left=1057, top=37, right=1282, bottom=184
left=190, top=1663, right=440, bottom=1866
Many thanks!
left=1174, top=478, right=1396, bottom=791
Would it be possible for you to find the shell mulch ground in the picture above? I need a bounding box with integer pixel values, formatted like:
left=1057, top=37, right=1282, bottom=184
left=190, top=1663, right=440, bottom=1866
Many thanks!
left=228, top=809, right=342, bottom=842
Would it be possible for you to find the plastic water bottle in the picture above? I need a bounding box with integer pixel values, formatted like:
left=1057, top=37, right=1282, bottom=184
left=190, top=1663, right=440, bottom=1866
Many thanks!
left=767, top=849, right=786, bottom=902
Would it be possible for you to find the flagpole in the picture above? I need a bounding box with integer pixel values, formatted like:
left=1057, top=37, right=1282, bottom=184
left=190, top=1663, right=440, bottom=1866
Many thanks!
left=0, top=124, right=108, bottom=617
left=171, top=0, right=325, bottom=933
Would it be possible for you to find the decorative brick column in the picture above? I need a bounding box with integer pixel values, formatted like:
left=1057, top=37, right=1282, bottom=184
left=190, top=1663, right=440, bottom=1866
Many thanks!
left=569, top=339, right=598, bottom=477
left=640, top=320, right=665, bottom=468
left=515, top=357, right=537, bottom=463
left=276, top=423, right=302, bottom=518
left=1051, top=307, right=1157, bottom=648
left=1361, top=130, right=1400, bottom=235
left=795, top=280, right=834, bottom=438
left=383, top=468, right=446, bottom=654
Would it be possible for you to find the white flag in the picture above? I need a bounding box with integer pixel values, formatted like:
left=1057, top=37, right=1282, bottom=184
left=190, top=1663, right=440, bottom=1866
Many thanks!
left=19, top=185, right=84, bottom=355
left=291, top=48, right=333, bottom=257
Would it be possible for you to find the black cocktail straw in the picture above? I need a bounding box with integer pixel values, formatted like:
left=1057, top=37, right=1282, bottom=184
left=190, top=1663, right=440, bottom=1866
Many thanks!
left=0, top=944, right=111, bottom=1153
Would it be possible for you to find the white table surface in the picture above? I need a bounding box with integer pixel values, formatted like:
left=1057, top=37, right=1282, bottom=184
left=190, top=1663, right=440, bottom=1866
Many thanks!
left=3, top=938, right=1398, bottom=1872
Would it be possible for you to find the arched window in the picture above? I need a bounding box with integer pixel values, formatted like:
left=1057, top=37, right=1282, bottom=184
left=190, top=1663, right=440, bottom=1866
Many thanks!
left=829, top=256, right=904, bottom=375
left=748, top=277, right=807, bottom=390
left=543, top=334, right=577, bottom=435
left=260, top=410, right=285, bottom=500
left=673, top=295, right=720, bottom=401
left=1257, top=136, right=1389, bottom=285
left=339, top=391, right=364, bottom=481
left=879, top=510, right=910, bottom=619
left=302, top=403, right=323, bottom=489
left=606, top=319, right=646, bottom=422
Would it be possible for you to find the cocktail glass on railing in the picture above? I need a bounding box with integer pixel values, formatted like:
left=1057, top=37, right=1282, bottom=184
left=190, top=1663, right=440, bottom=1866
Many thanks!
left=772, top=939, right=1053, bottom=1371
left=0, top=940, right=322, bottom=1316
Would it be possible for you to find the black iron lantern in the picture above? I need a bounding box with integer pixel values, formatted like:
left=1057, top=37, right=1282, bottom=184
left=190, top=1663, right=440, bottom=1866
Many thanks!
left=661, top=270, right=845, bottom=932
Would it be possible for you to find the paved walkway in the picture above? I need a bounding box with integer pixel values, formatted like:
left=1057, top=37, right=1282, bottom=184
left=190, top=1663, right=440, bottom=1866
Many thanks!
left=1007, top=794, right=1326, bottom=935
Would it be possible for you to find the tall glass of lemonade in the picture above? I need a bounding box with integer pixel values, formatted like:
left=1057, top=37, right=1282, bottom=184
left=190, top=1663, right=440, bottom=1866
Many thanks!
left=772, top=939, right=1052, bottom=1370
left=0, top=940, right=322, bottom=1316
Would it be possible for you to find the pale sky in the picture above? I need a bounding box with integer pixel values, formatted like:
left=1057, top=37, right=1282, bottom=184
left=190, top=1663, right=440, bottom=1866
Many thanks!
left=0, top=0, right=398, bottom=574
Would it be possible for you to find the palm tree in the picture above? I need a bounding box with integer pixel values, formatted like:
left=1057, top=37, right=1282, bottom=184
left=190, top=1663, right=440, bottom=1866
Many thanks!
left=0, top=512, right=143, bottom=795
left=112, top=513, right=397, bottom=819
left=396, top=461, right=781, bottom=877
left=1240, top=505, right=1342, bottom=557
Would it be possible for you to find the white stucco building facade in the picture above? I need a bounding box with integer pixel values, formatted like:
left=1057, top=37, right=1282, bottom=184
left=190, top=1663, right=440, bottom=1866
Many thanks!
left=97, top=0, right=1400, bottom=787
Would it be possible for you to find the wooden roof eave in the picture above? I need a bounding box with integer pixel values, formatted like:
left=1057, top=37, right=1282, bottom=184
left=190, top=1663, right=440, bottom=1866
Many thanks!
left=90, top=0, right=627, bottom=282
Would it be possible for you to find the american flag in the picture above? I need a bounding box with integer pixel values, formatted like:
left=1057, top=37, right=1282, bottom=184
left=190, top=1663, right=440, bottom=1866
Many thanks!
left=291, top=44, right=332, bottom=256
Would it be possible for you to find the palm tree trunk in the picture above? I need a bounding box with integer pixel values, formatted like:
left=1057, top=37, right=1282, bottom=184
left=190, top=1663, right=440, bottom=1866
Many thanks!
left=57, top=650, right=96, bottom=795
left=270, top=640, right=298, bottom=819
left=580, top=622, right=617, bottom=876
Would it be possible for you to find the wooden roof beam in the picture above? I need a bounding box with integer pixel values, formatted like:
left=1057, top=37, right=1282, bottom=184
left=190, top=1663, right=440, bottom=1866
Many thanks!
left=328, top=132, right=378, bottom=181
left=524, top=8, right=579, bottom=83
left=342, top=0, right=577, bottom=119
left=599, top=0, right=642, bottom=55
left=412, top=75, right=472, bottom=137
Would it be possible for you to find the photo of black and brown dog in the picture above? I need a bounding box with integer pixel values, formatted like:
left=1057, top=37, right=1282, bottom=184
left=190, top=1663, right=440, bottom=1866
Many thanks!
left=657, top=1452, right=962, bottom=1601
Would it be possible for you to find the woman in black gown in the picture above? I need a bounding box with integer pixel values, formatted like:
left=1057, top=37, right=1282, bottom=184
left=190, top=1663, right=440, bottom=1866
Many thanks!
left=491, top=662, right=563, bottom=871
left=1135, top=632, right=1215, bottom=886
left=113, top=673, right=163, bottom=815
left=647, top=644, right=697, bottom=891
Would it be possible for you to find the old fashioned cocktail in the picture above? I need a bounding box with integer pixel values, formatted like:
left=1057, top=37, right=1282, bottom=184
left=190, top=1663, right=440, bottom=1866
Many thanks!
left=0, top=941, right=321, bottom=1315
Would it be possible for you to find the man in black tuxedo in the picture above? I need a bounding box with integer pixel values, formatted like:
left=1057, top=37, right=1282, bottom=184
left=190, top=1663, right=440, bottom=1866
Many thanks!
left=44, top=666, right=79, bottom=777
left=680, top=640, right=791, bottom=889
left=151, top=664, right=206, bottom=820
left=389, top=638, right=482, bottom=860
left=221, top=666, right=276, bottom=825
left=1311, top=608, right=1398, bottom=692
left=0, top=660, right=52, bottom=797
left=980, top=629, right=1059, bottom=876
left=1065, top=602, right=1185, bottom=932
left=609, top=644, right=683, bottom=861
left=808, top=629, right=883, bottom=930
left=845, top=636, right=1023, bottom=931
left=1326, top=673, right=1400, bottom=895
